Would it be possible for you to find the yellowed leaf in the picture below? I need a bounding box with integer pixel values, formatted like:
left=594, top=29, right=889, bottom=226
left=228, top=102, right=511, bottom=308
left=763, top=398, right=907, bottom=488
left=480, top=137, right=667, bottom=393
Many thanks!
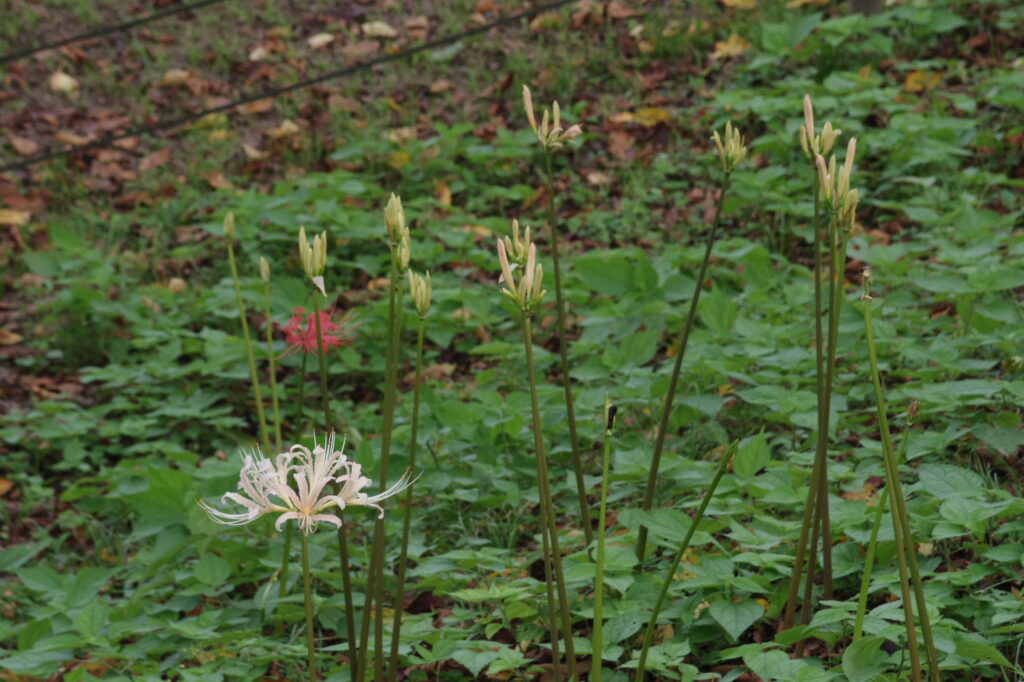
left=586, top=171, right=612, bottom=185
left=0, top=329, right=23, bottom=345
left=0, top=477, right=14, bottom=497
left=267, top=119, right=300, bottom=139
left=904, top=69, right=942, bottom=93
left=167, top=277, right=187, bottom=293
left=362, top=20, right=398, bottom=38
left=720, top=0, right=757, bottom=8
left=159, top=68, right=191, bottom=87
left=633, top=106, right=671, bottom=127
left=433, top=180, right=452, bottom=206
left=388, top=151, right=410, bottom=169
left=529, top=12, right=564, bottom=31
left=0, top=209, right=30, bottom=226
left=711, top=33, right=752, bottom=60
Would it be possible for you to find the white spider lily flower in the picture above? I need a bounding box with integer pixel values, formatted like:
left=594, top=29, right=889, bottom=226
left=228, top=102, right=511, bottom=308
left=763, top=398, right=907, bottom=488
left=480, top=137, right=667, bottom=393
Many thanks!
left=199, top=433, right=412, bottom=534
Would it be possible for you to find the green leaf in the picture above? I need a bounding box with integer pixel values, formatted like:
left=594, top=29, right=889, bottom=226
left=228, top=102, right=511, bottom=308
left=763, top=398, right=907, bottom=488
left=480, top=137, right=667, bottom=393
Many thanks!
left=451, top=644, right=503, bottom=677
left=842, top=636, right=889, bottom=682
left=955, top=638, right=1012, bottom=668
left=574, top=251, right=634, bottom=297
left=916, top=463, right=985, bottom=498
left=603, top=612, right=644, bottom=644
left=73, top=601, right=109, bottom=640
left=734, top=429, right=770, bottom=480
left=194, top=553, right=231, bottom=586
left=698, top=285, right=737, bottom=337
left=709, top=599, right=763, bottom=640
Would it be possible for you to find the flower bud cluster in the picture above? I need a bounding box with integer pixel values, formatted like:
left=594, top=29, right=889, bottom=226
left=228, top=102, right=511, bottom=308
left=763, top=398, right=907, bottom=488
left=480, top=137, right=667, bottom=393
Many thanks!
left=502, top=219, right=531, bottom=267
left=298, top=226, right=328, bottom=296
left=497, top=221, right=547, bottom=312
left=407, top=270, right=432, bottom=317
left=384, top=194, right=413, bottom=273
left=711, top=121, right=748, bottom=173
left=223, top=212, right=235, bottom=239
left=523, top=85, right=583, bottom=151
left=814, top=137, right=859, bottom=229
left=799, top=95, right=842, bottom=160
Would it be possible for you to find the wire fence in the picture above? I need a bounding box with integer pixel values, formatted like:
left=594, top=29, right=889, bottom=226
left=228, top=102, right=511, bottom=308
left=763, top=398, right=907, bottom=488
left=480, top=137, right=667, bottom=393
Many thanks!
left=0, top=0, right=228, bottom=66
left=0, top=0, right=575, bottom=175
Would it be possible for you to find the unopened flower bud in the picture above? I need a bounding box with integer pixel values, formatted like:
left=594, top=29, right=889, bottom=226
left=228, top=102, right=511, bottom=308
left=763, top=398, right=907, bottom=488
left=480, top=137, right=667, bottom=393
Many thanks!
left=384, top=193, right=405, bottom=242
left=408, top=270, right=432, bottom=317
left=711, top=121, right=747, bottom=173
left=397, top=230, right=411, bottom=272
left=224, top=212, right=235, bottom=239
left=298, top=226, right=328, bottom=296
left=259, top=256, right=270, bottom=283
left=523, top=83, right=583, bottom=151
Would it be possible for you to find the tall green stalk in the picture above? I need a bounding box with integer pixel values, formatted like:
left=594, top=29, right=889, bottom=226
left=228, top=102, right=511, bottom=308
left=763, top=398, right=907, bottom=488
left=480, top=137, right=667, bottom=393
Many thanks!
left=592, top=400, right=616, bottom=682
left=524, top=314, right=579, bottom=681
left=300, top=529, right=318, bottom=681
left=854, top=417, right=911, bottom=640
left=260, top=270, right=292, bottom=633
left=543, top=150, right=591, bottom=545
left=312, top=295, right=357, bottom=682
left=389, top=314, right=426, bottom=674
left=636, top=175, right=732, bottom=561
left=635, top=442, right=736, bottom=680
left=225, top=226, right=271, bottom=451
left=863, top=280, right=941, bottom=681
left=360, top=250, right=403, bottom=681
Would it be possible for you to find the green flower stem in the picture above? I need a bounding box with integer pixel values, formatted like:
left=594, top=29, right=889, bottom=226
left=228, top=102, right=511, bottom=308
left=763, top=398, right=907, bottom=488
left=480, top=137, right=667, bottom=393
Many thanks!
left=359, top=251, right=403, bottom=681
left=635, top=443, right=735, bottom=681
left=225, top=235, right=271, bottom=451
left=389, top=315, right=426, bottom=675
left=260, top=278, right=291, bottom=634
left=262, top=280, right=284, bottom=453
left=523, top=313, right=579, bottom=681
left=591, top=403, right=616, bottom=682
left=312, top=294, right=357, bottom=682
left=854, top=419, right=911, bottom=640
left=863, top=288, right=940, bottom=681
left=543, top=150, right=591, bottom=546
left=636, top=175, right=732, bottom=561
left=853, top=486, right=888, bottom=640
left=300, top=529, right=319, bottom=681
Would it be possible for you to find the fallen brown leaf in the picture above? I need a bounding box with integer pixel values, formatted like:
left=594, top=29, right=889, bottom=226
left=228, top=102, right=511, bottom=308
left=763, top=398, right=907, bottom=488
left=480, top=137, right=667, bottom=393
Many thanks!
left=362, top=20, right=398, bottom=38
left=139, top=148, right=172, bottom=172
left=0, top=328, right=23, bottom=345
left=608, top=130, right=635, bottom=159
left=55, top=130, right=92, bottom=146
left=205, top=169, right=233, bottom=189
left=8, top=134, right=39, bottom=156
left=159, top=68, right=191, bottom=87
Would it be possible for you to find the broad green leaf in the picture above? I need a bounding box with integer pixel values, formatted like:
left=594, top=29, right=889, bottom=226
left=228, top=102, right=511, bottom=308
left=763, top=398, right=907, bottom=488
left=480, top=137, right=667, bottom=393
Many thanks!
left=194, top=553, right=231, bottom=586
left=451, top=644, right=503, bottom=677
left=955, top=638, right=1012, bottom=667
left=842, top=635, right=889, bottom=682
left=73, top=600, right=109, bottom=640
left=734, top=429, right=770, bottom=480
left=709, top=599, right=763, bottom=640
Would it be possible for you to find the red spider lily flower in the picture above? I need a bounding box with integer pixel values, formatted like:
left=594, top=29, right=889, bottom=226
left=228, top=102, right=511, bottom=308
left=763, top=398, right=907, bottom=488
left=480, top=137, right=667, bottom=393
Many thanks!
left=280, top=306, right=357, bottom=356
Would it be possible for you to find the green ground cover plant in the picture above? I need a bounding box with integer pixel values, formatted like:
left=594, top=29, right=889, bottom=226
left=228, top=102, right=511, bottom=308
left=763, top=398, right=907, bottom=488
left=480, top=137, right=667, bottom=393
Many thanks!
left=2, top=0, right=1023, bottom=680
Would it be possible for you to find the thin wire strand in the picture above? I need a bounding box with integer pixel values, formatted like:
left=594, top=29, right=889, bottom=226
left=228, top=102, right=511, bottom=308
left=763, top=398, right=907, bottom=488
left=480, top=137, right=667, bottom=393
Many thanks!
left=0, top=0, right=229, bottom=66
left=0, top=0, right=574, bottom=175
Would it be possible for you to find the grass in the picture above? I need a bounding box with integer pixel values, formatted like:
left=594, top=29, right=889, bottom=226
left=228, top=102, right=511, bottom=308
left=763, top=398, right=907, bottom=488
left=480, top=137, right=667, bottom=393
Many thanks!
left=2, top=0, right=1024, bottom=680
